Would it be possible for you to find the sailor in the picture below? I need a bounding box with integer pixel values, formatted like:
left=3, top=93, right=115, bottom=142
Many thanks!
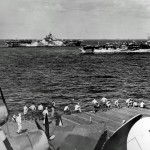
left=114, top=100, right=122, bottom=108
left=92, top=99, right=100, bottom=113
left=43, top=107, right=49, bottom=125
left=132, top=101, right=138, bottom=108
left=64, top=105, right=71, bottom=115
left=114, top=100, right=119, bottom=108
left=38, top=103, right=44, bottom=120
left=52, top=100, right=56, bottom=108
left=38, top=103, right=44, bottom=111
left=75, top=103, right=82, bottom=113
left=50, top=106, right=55, bottom=118
left=29, top=103, right=36, bottom=120
left=23, top=105, right=28, bottom=120
left=101, top=96, right=108, bottom=111
left=101, top=96, right=108, bottom=103
left=129, top=99, right=133, bottom=107
left=16, top=113, right=22, bottom=134
left=106, top=101, right=111, bottom=109
left=92, top=99, right=99, bottom=105
left=126, top=98, right=132, bottom=107
left=55, top=111, right=63, bottom=126
left=140, top=101, right=145, bottom=108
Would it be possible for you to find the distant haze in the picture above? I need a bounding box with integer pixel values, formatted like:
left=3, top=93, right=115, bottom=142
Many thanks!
left=0, top=0, right=150, bottom=39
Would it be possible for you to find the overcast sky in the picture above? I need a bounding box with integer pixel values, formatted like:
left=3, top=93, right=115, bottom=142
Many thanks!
left=0, top=0, right=150, bottom=39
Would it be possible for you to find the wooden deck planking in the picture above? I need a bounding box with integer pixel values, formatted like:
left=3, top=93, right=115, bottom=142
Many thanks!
left=121, top=107, right=148, bottom=116
left=61, top=107, right=150, bottom=132
left=63, top=115, right=90, bottom=125
left=83, top=112, right=120, bottom=131
left=128, top=107, right=150, bottom=115
left=33, top=107, right=150, bottom=131
left=77, top=113, right=117, bottom=132
left=106, top=108, right=133, bottom=116
left=86, top=112, right=121, bottom=125
left=62, top=116, right=80, bottom=125
left=71, top=114, right=98, bottom=124
left=93, top=111, right=124, bottom=124
left=79, top=112, right=106, bottom=124
left=111, top=107, right=138, bottom=117
left=106, top=108, right=137, bottom=120
left=60, top=117, right=76, bottom=126
left=103, top=109, right=133, bottom=121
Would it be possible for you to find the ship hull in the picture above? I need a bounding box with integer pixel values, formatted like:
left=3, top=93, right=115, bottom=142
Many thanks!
left=80, top=47, right=150, bottom=54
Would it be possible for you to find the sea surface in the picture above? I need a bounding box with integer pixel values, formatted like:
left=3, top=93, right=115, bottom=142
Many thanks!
left=0, top=45, right=150, bottom=116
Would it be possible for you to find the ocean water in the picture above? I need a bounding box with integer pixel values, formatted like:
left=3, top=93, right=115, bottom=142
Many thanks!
left=0, top=46, right=150, bottom=116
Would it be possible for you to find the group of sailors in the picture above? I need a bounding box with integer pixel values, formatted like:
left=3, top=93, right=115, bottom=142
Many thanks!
left=12, top=101, right=63, bottom=134
left=63, top=97, right=146, bottom=115
left=91, top=97, right=122, bottom=113
left=12, top=97, right=146, bottom=134
left=92, top=97, right=146, bottom=113
left=63, top=102, right=82, bottom=115
left=63, top=97, right=120, bottom=115
left=126, top=98, right=145, bottom=108
left=22, top=102, right=56, bottom=120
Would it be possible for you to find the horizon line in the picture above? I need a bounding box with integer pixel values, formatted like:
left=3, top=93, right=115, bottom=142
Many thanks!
left=0, top=38, right=148, bottom=40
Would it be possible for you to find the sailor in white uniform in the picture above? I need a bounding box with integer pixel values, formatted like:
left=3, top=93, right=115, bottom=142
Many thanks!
left=43, top=107, right=49, bottom=125
left=64, top=105, right=71, bottom=115
left=23, top=105, right=28, bottom=120
left=75, top=103, right=82, bottom=113
left=101, top=96, right=108, bottom=104
left=38, top=103, right=44, bottom=120
left=132, top=101, right=138, bottom=108
left=140, top=101, right=145, bottom=108
left=16, top=113, right=22, bottom=134
left=126, top=98, right=132, bottom=107
left=114, top=100, right=119, bottom=108
left=38, top=103, right=43, bottom=111
left=92, top=99, right=100, bottom=113
left=92, top=99, right=99, bottom=105
left=106, top=101, right=111, bottom=109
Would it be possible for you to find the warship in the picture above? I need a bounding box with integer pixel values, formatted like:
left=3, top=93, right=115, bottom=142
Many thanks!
left=5, top=33, right=81, bottom=47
